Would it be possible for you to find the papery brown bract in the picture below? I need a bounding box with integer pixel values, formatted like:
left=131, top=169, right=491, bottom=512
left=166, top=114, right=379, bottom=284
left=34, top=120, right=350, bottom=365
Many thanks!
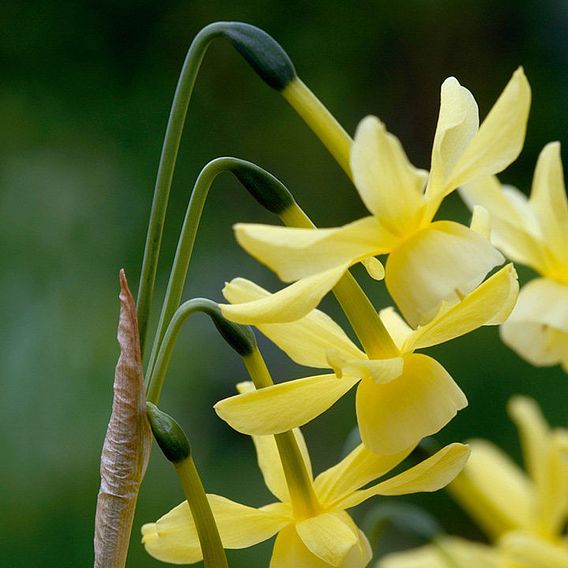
left=94, top=270, right=151, bottom=567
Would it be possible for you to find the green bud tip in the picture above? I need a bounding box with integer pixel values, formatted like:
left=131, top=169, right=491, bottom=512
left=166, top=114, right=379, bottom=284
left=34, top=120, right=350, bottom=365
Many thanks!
left=231, top=162, right=295, bottom=215
left=219, top=22, right=297, bottom=91
left=203, top=302, right=257, bottom=356
left=146, top=402, right=191, bottom=464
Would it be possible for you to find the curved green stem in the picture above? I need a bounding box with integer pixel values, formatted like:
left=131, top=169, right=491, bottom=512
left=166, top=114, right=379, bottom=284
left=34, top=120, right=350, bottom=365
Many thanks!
left=146, top=298, right=219, bottom=405
left=137, top=23, right=228, bottom=354
left=146, top=157, right=292, bottom=380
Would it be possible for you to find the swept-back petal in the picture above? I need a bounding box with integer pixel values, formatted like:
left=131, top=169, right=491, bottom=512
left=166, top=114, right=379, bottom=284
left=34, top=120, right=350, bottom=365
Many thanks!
left=386, top=220, right=504, bottom=327
left=405, top=263, right=518, bottom=351
left=427, top=76, right=479, bottom=203
left=235, top=217, right=388, bottom=282
left=529, top=142, right=568, bottom=264
left=215, top=374, right=359, bottom=436
left=338, top=443, right=470, bottom=509
left=142, top=495, right=290, bottom=564
left=221, top=265, right=348, bottom=324
left=500, top=278, right=568, bottom=367
left=238, top=380, right=313, bottom=502
left=356, top=354, right=467, bottom=455
left=461, top=176, right=548, bottom=272
left=446, top=67, right=531, bottom=192
left=223, top=278, right=365, bottom=368
left=296, top=511, right=359, bottom=567
left=448, top=440, right=533, bottom=538
left=351, top=116, right=427, bottom=235
left=315, top=443, right=412, bottom=508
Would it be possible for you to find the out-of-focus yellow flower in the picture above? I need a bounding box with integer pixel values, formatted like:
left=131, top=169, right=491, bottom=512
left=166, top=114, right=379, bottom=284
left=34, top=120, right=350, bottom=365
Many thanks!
left=142, top=394, right=470, bottom=567
left=223, top=68, right=530, bottom=328
left=379, top=537, right=500, bottom=568
left=378, top=396, right=568, bottom=568
left=216, top=264, right=517, bottom=455
left=461, top=143, right=568, bottom=372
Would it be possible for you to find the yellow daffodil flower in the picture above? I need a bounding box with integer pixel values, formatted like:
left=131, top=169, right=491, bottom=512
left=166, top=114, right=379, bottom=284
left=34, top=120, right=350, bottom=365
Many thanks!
left=143, top=392, right=470, bottom=567
left=216, top=264, right=517, bottom=455
left=378, top=396, right=568, bottom=568
left=223, top=68, right=530, bottom=329
left=461, top=142, right=568, bottom=372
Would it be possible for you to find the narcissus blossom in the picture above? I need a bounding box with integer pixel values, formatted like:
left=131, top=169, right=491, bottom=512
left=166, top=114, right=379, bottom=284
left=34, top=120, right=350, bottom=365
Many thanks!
left=378, top=396, right=568, bottom=568
left=142, top=394, right=469, bottom=567
left=216, top=264, right=517, bottom=455
left=223, top=68, right=530, bottom=328
left=462, top=142, right=568, bottom=372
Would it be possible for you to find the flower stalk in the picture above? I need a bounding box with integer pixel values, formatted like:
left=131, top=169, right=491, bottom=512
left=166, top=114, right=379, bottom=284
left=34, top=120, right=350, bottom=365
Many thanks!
left=146, top=403, right=228, bottom=568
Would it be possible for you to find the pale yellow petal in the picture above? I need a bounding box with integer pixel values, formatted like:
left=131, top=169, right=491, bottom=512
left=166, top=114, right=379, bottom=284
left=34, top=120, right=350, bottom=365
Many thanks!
left=380, top=537, right=500, bottom=568
left=529, top=142, right=568, bottom=263
left=235, top=216, right=388, bottom=282
left=351, top=115, right=427, bottom=235
left=271, top=522, right=371, bottom=568
left=315, top=443, right=412, bottom=508
left=296, top=511, right=359, bottom=567
left=379, top=307, right=413, bottom=351
left=142, top=495, right=290, bottom=564
left=427, top=76, right=479, bottom=202
left=356, top=354, right=467, bottom=455
left=460, top=176, right=548, bottom=272
left=447, top=67, right=531, bottom=190
left=223, top=278, right=365, bottom=368
left=220, top=265, right=348, bottom=324
left=508, top=396, right=549, bottom=491
left=270, top=525, right=332, bottom=568
left=327, top=351, right=404, bottom=384
left=386, top=221, right=504, bottom=327
left=338, top=443, right=470, bottom=509
left=470, top=205, right=491, bottom=239
left=405, top=264, right=518, bottom=351
left=509, top=396, right=568, bottom=537
left=500, top=278, right=568, bottom=367
left=448, top=440, right=533, bottom=538
left=214, top=374, right=359, bottom=435
left=501, top=531, right=568, bottom=568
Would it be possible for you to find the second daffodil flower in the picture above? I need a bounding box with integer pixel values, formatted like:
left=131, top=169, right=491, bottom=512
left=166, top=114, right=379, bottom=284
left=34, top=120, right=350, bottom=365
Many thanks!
left=143, top=387, right=470, bottom=567
left=223, top=68, right=530, bottom=328
left=380, top=396, right=568, bottom=568
left=216, top=263, right=517, bottom=455
left=461, top=142, right=568, bottom=372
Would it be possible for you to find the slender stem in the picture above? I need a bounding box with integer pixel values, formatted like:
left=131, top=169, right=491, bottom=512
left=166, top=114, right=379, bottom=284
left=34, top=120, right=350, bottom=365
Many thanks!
left=137, top=23, right=227, bottom=355
left=280, top=203, right=399, bottom=358
left=146, top=158, right=234, bottom=379
left=146, top=298, right=216, bottom=405
left=243, top=349, right=320, bottom=519
left=176, top=457, right=229, bottom=568
left=282, top=78, right=353, bottom=179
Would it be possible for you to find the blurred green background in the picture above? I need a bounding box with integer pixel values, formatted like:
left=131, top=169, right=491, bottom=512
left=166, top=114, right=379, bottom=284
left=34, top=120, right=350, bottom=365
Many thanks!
left=2, top=0, right=568, bottom=566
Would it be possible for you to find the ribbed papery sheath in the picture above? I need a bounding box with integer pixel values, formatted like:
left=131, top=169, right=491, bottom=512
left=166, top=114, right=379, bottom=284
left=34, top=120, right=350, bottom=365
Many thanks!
left=94, top=270, right=151, bottom=568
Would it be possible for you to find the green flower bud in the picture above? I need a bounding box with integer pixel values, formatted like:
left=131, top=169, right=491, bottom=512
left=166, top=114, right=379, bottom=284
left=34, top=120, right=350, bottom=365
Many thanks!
left=146, top=402, right=191, bottom=464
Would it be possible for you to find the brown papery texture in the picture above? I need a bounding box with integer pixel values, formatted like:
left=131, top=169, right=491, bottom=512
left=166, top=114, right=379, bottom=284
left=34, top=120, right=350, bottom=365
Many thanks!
left=94, top=270, right=151, bottom=567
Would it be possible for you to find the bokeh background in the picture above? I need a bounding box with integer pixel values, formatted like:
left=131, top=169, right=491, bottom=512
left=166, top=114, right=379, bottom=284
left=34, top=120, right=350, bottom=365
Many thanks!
left=3, top=1, right=568, bottom=566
